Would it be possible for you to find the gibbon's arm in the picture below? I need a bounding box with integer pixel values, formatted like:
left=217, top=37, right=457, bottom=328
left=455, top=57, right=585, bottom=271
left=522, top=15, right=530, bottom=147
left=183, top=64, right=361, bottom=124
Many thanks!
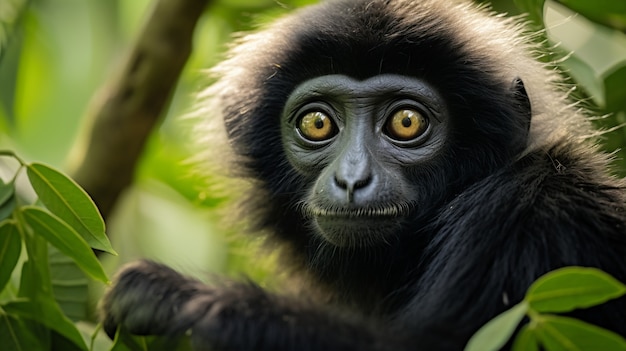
left=101, top=260, right=408, bottom=351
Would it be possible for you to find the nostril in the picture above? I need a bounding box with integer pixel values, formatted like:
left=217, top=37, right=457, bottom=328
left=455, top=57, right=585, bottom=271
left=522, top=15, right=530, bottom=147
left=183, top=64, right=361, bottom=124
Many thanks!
left=334, top=172, right=372, bottom=203
left=353, top=174, right=372, bottom=190
left=334, top=172, right=372, bottom=189
left=334, top=174, right=348, bottom=189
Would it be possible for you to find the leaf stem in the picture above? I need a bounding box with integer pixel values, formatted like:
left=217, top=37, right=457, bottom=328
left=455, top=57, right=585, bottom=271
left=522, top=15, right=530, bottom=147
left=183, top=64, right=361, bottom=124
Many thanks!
left=0, top=150, right=26, bottom=165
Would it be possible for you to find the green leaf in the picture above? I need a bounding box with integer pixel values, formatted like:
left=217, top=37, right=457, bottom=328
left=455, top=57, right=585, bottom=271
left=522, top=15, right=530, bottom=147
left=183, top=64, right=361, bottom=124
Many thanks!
left=0, top=178, right=16, bottom=221
left=603, top=63, right=626, bottom=112
left=109, top=328, right=192, bottom=351
left=85, top=323, right=113, bottom=351
left=526, top=267, right=626, bottom=313
left=0, top=220, right=22, bottom=292
left=0, top=311, right=48, bottom=351
left=561, top=54, right=604, bottom=107
left=560, top=0, right=626, bottom=14
left=49, top=245, right=89, bottom=321
left=26, top=162, right=116, bottom=254
left=0, top=177, right=14, bottom=205
left=559, top=0, right=626, bottom=31
left=464, top=301, right=529, bottom=351
left=111, top=327, right=147, bottom=351
left=3, top=297, right=88, bottom=351
left=21, top=207, right=109, bottom=283
left=18, top=242, right=52, bottom=299
left=535, top=315, right=626, bottom=351
left=514, top=0, right=546, bottom=25
left=0, top=194, right=16, bottom=222
left=512, top=324, right=540, bottom=351
left=52, top=330, right=88, bottom=351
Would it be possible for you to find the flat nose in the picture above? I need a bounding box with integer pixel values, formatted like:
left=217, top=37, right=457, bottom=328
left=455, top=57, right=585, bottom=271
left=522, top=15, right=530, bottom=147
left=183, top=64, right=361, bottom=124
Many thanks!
left=334, top=155, right=372, bottom=203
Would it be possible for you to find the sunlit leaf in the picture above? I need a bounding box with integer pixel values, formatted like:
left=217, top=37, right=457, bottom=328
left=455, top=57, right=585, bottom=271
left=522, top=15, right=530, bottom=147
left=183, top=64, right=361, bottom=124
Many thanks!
left=527, top=267, right=626, bottom=313
left=26, top=162, right=116, bottom=254
left=0, top=220, right=21, bottom=292
left=512, top=324, right=540, bottom=351
left=464, top=301, right=528, bottom=351
left=3, top=297, right=88, bottom=351
left=21, top=206, right=109, bottom=283
left=535, top=315, right=626, bottom=351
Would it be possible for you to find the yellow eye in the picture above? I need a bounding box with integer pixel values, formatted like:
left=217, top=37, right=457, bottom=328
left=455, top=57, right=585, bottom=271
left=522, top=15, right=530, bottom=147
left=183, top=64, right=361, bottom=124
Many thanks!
left=385, top=108, right=428, bottom=141
left=298, top=111, right=336, bottom=141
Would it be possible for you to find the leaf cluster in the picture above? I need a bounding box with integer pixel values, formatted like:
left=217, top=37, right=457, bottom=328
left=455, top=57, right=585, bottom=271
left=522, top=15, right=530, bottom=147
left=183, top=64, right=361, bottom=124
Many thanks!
left=466, top=267, right=626, bottom=351
left=0, top=150, right=115, bottom=351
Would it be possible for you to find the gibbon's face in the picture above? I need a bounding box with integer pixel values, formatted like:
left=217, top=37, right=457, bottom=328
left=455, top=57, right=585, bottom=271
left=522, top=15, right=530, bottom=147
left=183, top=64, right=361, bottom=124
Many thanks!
left=281, top=74, right=449, bottom=247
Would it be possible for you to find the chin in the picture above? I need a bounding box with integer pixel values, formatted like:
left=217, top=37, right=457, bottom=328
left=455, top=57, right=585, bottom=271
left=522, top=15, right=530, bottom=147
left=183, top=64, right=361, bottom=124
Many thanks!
left=313, top=212, right=404, bottom=248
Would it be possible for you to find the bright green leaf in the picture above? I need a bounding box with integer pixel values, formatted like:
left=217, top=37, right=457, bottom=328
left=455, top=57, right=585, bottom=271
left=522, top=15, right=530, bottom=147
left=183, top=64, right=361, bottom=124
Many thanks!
left=527, top=267, right=626, bottom=313
left=464, top=301, right=529, bottom=351
left=0, top=220, right=22, bottom=292
left=535, top=315, right=626, bottom=351
left=26, top=162, right=116, bottom=254
left=21, top=207, right=109, bottom=283
left=512, top=324, right=540, bottom=351
left=3, top=297, right=88, bottom=351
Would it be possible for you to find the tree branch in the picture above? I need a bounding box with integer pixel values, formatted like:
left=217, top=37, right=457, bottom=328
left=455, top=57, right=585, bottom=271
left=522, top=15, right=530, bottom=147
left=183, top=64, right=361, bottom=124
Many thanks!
left=68, top=0, right=211, bottom=220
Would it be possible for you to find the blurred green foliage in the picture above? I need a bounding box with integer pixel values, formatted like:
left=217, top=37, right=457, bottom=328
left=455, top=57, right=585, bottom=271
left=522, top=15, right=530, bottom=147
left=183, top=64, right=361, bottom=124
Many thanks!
left=0, top=0, right=318, bottom=282
left=0, top=0, right=625, bottom=350
left=515, top=0, right=626, bottom=173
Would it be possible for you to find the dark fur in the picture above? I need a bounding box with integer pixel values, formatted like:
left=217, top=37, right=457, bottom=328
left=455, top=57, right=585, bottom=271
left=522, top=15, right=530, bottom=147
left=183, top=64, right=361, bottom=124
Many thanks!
left=101, top=0, right=626, bottom=350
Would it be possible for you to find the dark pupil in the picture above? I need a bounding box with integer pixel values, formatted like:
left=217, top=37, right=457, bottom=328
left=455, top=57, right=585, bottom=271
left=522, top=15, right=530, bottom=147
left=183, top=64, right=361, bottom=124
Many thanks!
left=314, top=118, right=325, bottom=129
left=401, top=116, right=412, bottom=128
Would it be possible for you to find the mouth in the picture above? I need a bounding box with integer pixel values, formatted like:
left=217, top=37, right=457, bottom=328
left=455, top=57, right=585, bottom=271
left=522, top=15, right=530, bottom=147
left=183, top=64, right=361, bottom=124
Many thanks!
left=303, top=204, right=411, bottom=247
left=307, top=205, right=407, bottom=219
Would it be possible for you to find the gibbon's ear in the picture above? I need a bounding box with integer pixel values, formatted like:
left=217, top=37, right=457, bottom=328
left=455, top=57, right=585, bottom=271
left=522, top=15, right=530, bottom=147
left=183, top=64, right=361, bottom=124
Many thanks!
left=511, top=76, right=532, bottom=133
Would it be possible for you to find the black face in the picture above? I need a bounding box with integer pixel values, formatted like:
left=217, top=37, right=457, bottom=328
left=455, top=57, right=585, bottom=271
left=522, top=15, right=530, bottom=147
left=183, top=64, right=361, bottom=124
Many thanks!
left=281, top=74, right=448, bottom=247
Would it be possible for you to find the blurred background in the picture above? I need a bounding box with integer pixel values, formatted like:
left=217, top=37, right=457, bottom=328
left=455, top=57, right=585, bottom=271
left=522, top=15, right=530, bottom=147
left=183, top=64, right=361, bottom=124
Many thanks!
left=0, top=0, right=625, bottom=346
